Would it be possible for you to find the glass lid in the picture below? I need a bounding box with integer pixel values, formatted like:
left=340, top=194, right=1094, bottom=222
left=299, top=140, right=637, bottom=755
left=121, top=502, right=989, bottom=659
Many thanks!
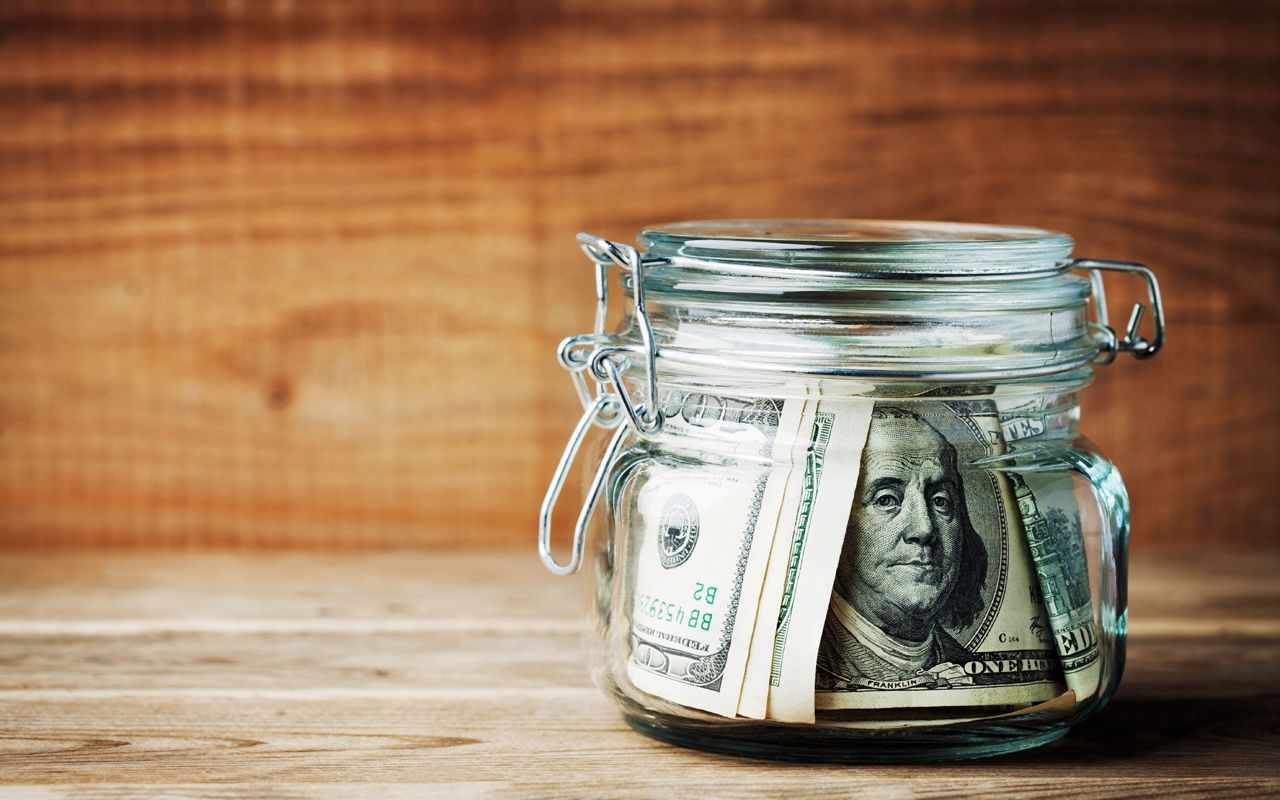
left=640, top=219, right=1075, bottom=277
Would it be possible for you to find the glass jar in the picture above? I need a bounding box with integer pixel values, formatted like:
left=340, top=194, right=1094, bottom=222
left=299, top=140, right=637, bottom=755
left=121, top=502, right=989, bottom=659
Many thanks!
left=539, top=221, right=1164, bottom=762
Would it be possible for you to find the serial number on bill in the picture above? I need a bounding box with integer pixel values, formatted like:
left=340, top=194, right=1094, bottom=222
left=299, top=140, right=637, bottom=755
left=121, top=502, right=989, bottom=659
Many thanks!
left=636, top=584, right=718, bottom=631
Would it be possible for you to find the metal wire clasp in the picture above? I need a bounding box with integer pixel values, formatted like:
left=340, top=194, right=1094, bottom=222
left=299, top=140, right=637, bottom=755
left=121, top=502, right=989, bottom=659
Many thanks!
left=572, top=234, right=663, bottom=435
left=539, top=233, right=666, bottom=576
left=538, top=395, right=628, bottom=576
left=1074, top=259, right=1166, bottom=363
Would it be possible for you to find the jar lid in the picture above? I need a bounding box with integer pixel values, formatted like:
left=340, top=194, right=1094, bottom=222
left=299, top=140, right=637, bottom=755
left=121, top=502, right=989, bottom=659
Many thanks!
left=615, top=220, right=1096, bottom=382
left=640, top=219, right=1075, bottom=278
left=563, top=223, right=1162, bottom=406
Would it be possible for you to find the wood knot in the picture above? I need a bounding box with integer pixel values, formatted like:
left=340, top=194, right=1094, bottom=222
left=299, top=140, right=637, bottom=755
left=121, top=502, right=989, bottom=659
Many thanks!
left=264, top=379, right=293, bottom=410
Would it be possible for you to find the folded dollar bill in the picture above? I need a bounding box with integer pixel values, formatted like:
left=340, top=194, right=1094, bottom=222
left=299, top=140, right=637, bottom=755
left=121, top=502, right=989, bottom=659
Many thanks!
left=813, top=400, right=1064, bottom=711
left=998, top=397, right=1101, bottom=702
left=625, top=392, right=807, bottom=717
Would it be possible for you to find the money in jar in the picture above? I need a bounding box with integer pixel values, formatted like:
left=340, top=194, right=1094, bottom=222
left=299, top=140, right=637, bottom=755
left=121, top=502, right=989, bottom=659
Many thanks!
left=538, top=221, right=1164, bottom=762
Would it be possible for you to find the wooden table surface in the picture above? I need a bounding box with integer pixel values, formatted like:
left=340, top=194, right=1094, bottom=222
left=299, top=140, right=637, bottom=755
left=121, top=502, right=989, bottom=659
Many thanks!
left=0, top=550, right=1277, bottom=798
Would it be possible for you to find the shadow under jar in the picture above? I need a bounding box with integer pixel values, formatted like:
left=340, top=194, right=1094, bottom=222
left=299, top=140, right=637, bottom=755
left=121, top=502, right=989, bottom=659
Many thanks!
left=539, top=220, right=1165, bottom=762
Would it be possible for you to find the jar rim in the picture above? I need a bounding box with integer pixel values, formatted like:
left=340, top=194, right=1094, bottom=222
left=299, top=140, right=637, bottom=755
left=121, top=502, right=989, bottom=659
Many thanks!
left=616, top=220, right=1101, bottom=381
left=640, top=219, right=1075, bottom=278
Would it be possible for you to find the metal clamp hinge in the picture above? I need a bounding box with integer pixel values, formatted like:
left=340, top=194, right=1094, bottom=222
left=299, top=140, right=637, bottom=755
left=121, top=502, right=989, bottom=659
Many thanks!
left=572, top=233, right=664, bottom=435
left=1073, top=258, right=1166, bottom=363
left=539, top=233, right=666, bottom=576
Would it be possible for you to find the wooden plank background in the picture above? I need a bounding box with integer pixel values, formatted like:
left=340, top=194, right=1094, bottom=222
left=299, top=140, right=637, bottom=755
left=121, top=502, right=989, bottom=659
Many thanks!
left=0, top=0, right=1277, bottom=548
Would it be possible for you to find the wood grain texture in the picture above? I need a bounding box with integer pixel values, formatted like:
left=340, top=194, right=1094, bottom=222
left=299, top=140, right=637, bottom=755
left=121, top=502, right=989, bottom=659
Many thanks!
left=4, top=630, right=1278, bottom=694
left=0, top=549, right=1274, bottom=626
left=0, top=550, right=1276, bottom=797
left=0, top=1, right=1277, bottom=548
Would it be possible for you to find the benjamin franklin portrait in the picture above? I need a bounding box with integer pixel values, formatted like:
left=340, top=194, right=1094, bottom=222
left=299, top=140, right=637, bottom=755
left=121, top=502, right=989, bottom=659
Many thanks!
left=816, top=405, right=989, bottom=688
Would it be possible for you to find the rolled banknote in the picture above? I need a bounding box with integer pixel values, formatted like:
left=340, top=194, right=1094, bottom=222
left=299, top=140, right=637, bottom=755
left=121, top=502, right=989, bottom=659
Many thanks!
left=996, top=396, right=1102, bottom=702
left=737, top=392, right=817, bottom=719
left=738, top=395, right=875, bottom=722
left=625, top=390, right=807, bottom=717
left=814, top=400, right=1066, bottom=711
left=1008, top=470, right=1101, bottom=700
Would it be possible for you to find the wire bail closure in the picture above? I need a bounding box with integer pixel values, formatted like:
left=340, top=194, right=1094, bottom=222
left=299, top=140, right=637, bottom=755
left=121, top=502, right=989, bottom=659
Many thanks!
left=539, top=234, right=666, bottom=576
left=538, top=395, right=628, bottom=576
left=1073, top=259, right=1166, bottom=364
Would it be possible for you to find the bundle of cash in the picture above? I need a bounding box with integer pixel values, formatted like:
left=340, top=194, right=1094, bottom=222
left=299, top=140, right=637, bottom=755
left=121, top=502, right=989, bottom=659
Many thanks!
left=624, top=389, right=1096, bottom=722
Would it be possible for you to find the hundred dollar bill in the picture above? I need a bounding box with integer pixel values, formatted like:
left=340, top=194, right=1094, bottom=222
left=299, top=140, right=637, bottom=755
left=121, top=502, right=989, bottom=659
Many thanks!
left=997, top=397, right=1101, bottom=702
left=1007, top=470, right=1101, bottom=700
left=739, top=395, right=875, bottom=723
left=814, top=400, right=1066, bottom=710
left=626, top=390, right=807, bottom=717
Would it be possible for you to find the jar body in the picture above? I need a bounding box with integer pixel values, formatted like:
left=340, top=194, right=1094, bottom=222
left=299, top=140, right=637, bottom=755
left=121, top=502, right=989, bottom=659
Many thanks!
left=582, top=372, right=1127, bottom=762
